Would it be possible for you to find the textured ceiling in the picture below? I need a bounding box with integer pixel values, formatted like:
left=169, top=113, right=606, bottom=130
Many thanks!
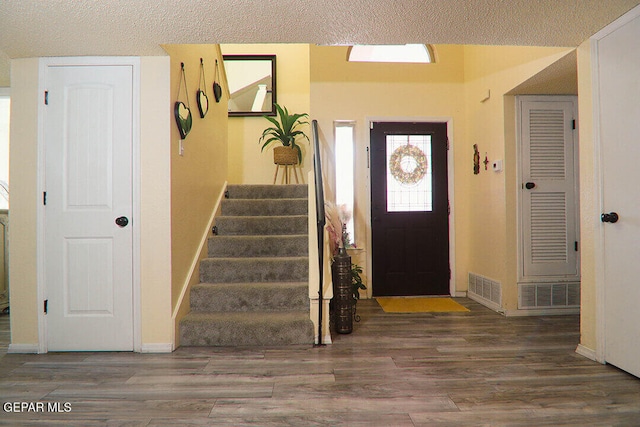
left=0, top=1, right=639, bottom=86
left=1, top=0, right=639, bottom=59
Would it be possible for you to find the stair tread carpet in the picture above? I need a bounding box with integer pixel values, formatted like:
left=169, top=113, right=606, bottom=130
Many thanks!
left=226, top=184, right=307, bottom=199
left=199, top=257, right=308, bottom=284
left=208, top=235, right=308, bottom=258
left=190, top=282, right=309, bottom=312
left=180, top=311, right=313, bottom=346
left=215, top=215, right=307, bottom=236
left=179, top=184, right=313, bottom=347
left=221, top=198, right=308, bottom=216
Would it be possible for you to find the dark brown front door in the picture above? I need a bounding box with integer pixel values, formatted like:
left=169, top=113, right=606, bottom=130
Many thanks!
left=370, top=122, right=449, bottom=296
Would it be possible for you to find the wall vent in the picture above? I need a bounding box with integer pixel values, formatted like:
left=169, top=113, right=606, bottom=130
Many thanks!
left=518, top=282, right=580, bottom=309
left=468, top=272, right=501, bottom=308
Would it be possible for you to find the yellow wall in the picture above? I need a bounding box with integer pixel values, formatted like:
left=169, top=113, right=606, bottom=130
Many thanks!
left=139, top=56, right=173, bottom=347
left=462, top=45, right=573, bottom=311
left=161, top=45, right=229, bottom=345
left=222, top=44, right=311, bottom=185
left=8, top=58, right=39, bottom=347
left=576, top=40, right=597, bottom=351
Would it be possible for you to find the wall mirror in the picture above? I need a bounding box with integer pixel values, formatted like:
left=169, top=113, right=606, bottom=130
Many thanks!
left=223, top=54, right=277, bottom=116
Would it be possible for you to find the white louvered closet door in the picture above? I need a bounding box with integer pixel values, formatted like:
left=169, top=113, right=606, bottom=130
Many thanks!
left=520, top=97, right=579, bottom=278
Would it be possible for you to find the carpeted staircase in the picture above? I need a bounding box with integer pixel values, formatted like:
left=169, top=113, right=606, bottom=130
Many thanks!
left=179, top=184, right=314, bottom=346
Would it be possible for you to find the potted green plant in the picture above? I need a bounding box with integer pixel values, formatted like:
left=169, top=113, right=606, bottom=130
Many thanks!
left=259, top=103, right=310, bottom=165
left=351, top=263, right=366, bottom=322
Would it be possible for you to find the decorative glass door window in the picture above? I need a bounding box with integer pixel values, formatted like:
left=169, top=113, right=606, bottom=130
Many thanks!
left=386, top=134, right=432, bottom=212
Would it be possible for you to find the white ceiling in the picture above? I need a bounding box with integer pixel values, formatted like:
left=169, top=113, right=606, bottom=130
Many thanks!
left=0, top=0, right=639, bottom=84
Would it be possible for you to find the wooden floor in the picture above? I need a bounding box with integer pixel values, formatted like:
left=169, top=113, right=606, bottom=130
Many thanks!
left=1, top=298, right=640, bottom=426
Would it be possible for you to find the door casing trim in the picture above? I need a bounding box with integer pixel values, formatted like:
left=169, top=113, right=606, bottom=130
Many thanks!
left=366, top=116, right=455, bottom=297
left=37, top=56, right=141, bottom=353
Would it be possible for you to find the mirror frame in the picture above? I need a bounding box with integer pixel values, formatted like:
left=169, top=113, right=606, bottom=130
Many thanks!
left=223, top=54, right=277, bottom=117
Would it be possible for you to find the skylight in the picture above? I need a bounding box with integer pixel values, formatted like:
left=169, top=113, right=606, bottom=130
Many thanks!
left=348, top=44, right=435, bottom=63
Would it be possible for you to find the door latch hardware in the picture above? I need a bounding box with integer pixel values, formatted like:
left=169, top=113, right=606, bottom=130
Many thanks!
left=115, top=216, right=129, bottom=227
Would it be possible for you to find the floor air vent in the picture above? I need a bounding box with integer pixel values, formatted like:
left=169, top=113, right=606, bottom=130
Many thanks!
left=468, top=273, right=501, bottom=309
left=518, top=283, right=580, bottom=309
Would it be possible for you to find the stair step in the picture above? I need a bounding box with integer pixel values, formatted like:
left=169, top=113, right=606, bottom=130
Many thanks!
left=200, top=257, right=308, bottom=283
left=226, top=184, right=307, bottom=200
left=216, top=215, right=307, bottom=236
left=221, top=198, right=308, bottom=216
left=182, top=184, right=313, bottom=348
left=208, top=235, right=308, bottom=258
left=179, top=311, right=314, bottom=346
left=190, top=282, right=309, bottom=312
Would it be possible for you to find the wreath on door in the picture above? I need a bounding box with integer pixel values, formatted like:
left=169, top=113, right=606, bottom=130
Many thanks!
left=389, top=144, right=428, bottom=185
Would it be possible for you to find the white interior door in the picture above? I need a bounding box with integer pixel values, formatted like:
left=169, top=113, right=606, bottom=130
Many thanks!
left=596, top=11, right=640, bottom=378
left=44, top=64, right=134, bottom=351
left=519, top=96, right=579, bottom=279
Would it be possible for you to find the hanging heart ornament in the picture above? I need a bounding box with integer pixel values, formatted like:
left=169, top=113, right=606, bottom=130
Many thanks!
left=196, top=89, right=208, bottom=118
left=174, top=101, right=192, bottom=140
left=174, top=62, right=193, bottom=139
left=213, top=59, right=222, bottom=103
left=213, top=82, right=222, bottom=103
left=196, top=58, right=209, bottom=118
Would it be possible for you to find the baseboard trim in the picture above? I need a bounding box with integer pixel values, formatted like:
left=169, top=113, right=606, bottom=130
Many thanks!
left=468, top=292, right=504, bottom=314
left=171, top=182, right=228, bottom=332
left=503, top=307, right=580, bottom=317
left=575, top=344, right=598, bottom=362
left=454, top=291, right=467, bottom=298
left=140, top=343, right=174, bottom=353
left=8, top=343, right=40, bottom=354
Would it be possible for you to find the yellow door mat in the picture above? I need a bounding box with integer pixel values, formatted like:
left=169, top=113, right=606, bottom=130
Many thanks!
left=376, top=297, right=470, bottom=313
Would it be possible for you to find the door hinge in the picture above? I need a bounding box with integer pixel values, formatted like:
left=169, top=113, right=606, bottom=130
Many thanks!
left=370, top=121, right=374, bottom=130
left=43, top=191, right=47, bottom=206
left=44, top=299, right=48, bottom=314
left=446, top=137, right=450, bottom=151
left=575, top=241, right=579, bottom=252
left=447, top=200, right=451, bottom=215
left=572, top=119, right=576, bottom=130
left=366, top=147, right=370, bottom=168
left=44, top=91, right=49, bottom=105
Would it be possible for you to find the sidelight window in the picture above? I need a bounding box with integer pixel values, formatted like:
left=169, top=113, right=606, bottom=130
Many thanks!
left=334, top=121, right=356, bottom=244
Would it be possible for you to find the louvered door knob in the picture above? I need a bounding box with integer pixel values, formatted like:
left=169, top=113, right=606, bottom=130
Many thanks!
left=525, top=182, right=536, bottom=189
left=601, top=212, right=619, bottom=223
